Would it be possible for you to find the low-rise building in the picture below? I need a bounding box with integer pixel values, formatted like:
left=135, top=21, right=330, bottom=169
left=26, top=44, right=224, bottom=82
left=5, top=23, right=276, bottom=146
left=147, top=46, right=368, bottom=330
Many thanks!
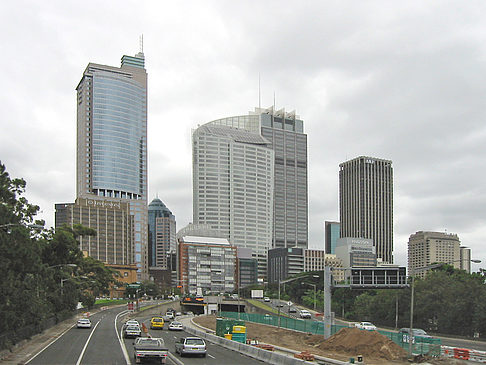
left=178, top=235, right=237, bottom=295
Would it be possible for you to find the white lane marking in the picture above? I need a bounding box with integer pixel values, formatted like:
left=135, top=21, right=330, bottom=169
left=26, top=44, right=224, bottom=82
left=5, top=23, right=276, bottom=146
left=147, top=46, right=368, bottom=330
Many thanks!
left=75, top=320, right=100, bottom=365
left=24, top=323, right=76, bottom=364
left=115, top=310, right=131, bottom=365
left=208, top=353, right=215, bottom=359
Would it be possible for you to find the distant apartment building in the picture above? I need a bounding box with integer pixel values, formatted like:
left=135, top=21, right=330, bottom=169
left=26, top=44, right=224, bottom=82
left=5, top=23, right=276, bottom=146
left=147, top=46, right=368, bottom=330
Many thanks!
left=75, top=50, right=148, bottom=280
left=192, top=120, right=274, bottom=278
left=325, top=221, right=340, bottom=254
left=178, top=235, right=237, bottom=295
left=339, top=156, right=393, bottom=264
left=408, top=231, right=471, bottom=278
left=55, top=198, right=134, bottom=265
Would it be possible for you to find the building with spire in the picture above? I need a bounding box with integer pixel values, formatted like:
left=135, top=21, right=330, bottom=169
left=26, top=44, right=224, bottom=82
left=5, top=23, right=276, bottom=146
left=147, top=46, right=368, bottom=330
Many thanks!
left=56, top=49, right=148, bottom=280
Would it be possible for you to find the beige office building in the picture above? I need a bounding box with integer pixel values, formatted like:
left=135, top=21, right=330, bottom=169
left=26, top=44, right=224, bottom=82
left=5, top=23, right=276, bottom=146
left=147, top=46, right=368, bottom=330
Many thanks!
left=408, top=231, right=471, bottom=278
left=55, top=198, right=134, bottom=265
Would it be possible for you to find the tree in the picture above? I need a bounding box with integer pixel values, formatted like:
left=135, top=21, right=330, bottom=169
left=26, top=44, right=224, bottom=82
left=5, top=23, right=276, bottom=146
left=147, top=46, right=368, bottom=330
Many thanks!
left=0, top=162, right=47, bottom=333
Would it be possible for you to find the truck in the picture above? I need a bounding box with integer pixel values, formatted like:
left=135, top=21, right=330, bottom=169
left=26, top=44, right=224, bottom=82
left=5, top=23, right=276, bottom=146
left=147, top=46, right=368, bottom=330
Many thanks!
left=133, top=337, right=168, bottom=364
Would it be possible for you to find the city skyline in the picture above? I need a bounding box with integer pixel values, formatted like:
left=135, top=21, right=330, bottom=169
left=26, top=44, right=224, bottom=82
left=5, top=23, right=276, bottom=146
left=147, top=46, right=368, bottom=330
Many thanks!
left=1, top=1, right=486, bottom=270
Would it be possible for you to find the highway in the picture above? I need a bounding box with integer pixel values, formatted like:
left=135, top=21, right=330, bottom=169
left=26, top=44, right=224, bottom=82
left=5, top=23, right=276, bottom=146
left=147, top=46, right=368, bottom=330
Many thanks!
left=26, top=305, right=263, bottom=365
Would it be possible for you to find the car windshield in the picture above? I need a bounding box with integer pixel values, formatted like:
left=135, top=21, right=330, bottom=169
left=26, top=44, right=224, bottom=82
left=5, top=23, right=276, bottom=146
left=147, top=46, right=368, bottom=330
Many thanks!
left=413, top=329, right=427, bottom=336
left=171, top=322, right=182, bottom=326
left=186, top=339, right=204, bottom=346
left=138, top=338, right=160, bottom=345
left=363, top=322, right=373, bottom=325
left=152, top=318, right=163, bottom=322
left=126, top=325, right=139, bottom=330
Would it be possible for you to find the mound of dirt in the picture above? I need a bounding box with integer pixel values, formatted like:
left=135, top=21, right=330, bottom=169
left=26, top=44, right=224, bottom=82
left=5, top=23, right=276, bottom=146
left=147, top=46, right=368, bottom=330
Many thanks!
left=319, top=327, right=408, bottom=361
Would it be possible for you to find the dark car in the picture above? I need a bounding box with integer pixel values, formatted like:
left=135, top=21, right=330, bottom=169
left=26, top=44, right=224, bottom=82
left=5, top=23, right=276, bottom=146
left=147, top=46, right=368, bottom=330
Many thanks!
left=175, top=337, right=207, bottom=357
left=398, top=328, right=432, bottom=342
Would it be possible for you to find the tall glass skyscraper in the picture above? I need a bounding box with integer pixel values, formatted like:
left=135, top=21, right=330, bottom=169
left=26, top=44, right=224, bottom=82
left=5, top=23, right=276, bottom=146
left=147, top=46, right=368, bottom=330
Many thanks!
left=75, top=51, right=148, bottom=280
left=339, top=156, right=393, bottom=264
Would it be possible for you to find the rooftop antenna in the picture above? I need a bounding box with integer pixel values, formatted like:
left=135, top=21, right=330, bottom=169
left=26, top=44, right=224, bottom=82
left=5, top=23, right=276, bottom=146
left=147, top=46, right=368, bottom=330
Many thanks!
left=258, top=74, right=261, bottom=109
left=273, top=91, right=276, bottom=111
left=139, top=34, right=144, bottom=53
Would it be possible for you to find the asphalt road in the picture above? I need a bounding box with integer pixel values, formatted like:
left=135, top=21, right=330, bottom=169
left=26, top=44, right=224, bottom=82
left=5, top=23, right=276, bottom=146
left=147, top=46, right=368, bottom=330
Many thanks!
left=25, top=306, right=263, bottom=365
left=128, top=314, right=263, bottom=365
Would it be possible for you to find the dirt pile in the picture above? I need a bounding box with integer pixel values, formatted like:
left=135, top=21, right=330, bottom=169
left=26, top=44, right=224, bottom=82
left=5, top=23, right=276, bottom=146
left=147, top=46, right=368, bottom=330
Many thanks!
left=319, top=327, right=408, bottom=361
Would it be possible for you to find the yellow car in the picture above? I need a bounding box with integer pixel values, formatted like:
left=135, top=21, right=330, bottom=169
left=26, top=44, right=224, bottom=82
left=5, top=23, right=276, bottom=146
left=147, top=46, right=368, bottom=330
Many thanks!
left=150, top=316, right=164, bottom=329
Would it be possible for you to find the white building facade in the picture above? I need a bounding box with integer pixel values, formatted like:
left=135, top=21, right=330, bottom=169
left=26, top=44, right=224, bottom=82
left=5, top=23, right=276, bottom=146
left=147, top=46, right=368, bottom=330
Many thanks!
left=192, top=121, right=274, bottom=278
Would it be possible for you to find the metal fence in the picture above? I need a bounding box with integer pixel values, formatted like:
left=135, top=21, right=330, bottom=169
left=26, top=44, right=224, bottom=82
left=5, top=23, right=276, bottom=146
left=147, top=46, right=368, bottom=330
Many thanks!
left=220, top=311, right=441, bottom=356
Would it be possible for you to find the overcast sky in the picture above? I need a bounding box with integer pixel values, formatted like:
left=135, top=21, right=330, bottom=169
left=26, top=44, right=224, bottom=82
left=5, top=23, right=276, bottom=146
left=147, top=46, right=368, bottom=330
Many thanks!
left=1, top=1, right=485, bottom=270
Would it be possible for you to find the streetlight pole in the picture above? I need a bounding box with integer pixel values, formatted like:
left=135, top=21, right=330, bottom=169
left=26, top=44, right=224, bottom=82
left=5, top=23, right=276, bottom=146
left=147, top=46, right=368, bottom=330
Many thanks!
left=301, top=282, right=316, bottom=311
left=408, top=258, right=481, bottom=356
left=60, top=278, right=69, bottom=296
left=323, top=265, right=332, bottom=339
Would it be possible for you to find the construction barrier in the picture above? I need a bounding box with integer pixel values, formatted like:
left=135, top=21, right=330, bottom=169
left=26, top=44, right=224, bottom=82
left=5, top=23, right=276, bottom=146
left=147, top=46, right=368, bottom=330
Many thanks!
left=454, top=348, right=470, bottom=360
left=469, top=349, right=486, bottom=363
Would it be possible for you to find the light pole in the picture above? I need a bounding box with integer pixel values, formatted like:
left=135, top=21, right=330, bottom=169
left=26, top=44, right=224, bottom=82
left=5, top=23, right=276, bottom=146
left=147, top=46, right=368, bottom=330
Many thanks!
left=408, top=259, right=481, bottom=356
left=301, top=282, right=317, bottom=311
left=60, top=278, right=69, bottom=296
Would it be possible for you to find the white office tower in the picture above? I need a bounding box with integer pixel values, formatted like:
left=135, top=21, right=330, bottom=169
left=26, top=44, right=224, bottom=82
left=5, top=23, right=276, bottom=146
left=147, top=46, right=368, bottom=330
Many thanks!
left=192, top=121, right=274, bottom=278
left=208, top=107, right=309, bottom=250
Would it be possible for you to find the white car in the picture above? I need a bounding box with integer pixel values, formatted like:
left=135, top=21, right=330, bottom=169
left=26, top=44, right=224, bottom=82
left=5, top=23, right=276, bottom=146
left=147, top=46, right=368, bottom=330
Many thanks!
left=299, top=310, right=312, bottom=319
left=355, top=321, right=377, bottom=331
left=125, top=319, right=140, bottom=327
left=264, top=297, right=270, bottom=302
left=77, top=318, right=92, bottom=328
left=168, top=321, right=184, bottom=331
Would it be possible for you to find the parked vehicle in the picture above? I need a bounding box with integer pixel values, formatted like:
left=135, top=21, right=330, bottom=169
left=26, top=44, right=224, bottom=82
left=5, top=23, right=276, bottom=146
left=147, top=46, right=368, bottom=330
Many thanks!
left=355, top=322, right=377, bottom=331
left=175, top=337, right=207, bottom=357
left=76, top=318, right=92, bottom=328
left=150, top=317, right=164, bottom=330
left=133, top=337, right=168, bottom=364
left=299, top=310, right=312, bottom=319
left=124, top=324, right=142, bottom=338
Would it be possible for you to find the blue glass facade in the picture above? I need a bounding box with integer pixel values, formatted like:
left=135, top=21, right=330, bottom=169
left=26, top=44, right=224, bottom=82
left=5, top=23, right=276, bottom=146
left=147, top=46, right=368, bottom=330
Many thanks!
left=325, top=221, right=340, bottom=254
left=91, top=73, right=145, bottom=196
left=76, top=52, right=148, bottom=280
